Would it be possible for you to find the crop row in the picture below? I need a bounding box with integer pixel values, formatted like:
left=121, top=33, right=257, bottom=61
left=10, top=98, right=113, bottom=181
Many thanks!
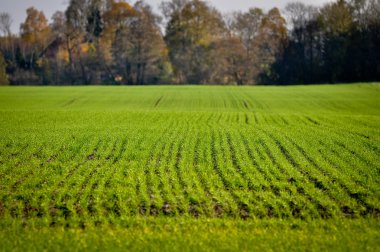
left=0, top=112, right=378, bottom=225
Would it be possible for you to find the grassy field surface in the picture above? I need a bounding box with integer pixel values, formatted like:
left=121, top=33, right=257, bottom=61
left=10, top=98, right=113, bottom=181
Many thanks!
left=0, top=84, right=379, bottom=251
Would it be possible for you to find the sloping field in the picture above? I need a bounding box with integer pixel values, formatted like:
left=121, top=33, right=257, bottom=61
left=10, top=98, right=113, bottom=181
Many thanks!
left=0, top=84, right=379, bottom=251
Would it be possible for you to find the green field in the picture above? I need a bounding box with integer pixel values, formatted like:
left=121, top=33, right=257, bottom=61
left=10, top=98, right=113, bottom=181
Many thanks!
left=0, top=84, right=379, bottom=251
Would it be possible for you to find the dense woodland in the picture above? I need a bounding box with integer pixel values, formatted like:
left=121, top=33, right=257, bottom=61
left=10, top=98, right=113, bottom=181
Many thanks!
left=0, top=0, right=379, bottom=85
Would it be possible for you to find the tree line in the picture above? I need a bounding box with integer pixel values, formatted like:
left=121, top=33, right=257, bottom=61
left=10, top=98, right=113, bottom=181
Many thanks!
left=0, top=0, right=379, bottom=85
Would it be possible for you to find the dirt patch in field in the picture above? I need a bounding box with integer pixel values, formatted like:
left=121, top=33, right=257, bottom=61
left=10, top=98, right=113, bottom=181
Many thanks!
left=341, top=206, right=355, bottom=218
left=23, top=203, right=39, bottom=218
left=162, top=202, right=174, bottom=216
left=49, top=204, right=72, bottom=219
left=317, top=204, right=332, bottom=219
left=213, top=204, right=224, bottom=217
left=0, top=202, right=4, bottom=216
left=149, top=205, right=159, bottom=216
left=239, top=204, right=250, bottom=220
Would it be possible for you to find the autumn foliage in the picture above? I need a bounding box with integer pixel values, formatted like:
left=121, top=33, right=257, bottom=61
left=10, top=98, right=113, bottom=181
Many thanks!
left=0, top=0, right=379, bottom=85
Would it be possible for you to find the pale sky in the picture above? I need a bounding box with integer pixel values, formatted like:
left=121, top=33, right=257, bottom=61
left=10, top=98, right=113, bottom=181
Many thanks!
left=0, top=0, right=333, bottom=34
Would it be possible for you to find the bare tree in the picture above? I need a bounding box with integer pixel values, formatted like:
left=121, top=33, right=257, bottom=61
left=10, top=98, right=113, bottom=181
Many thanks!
left=0, top=12, right=12, bottom=37
left=0, top=12, right=15, bottom=61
